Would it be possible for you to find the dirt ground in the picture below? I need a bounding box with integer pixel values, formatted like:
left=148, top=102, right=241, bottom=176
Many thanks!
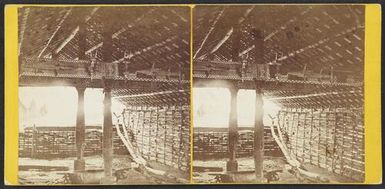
left=18, top=155, right=357, bottom=184
left=193, top=156, right=302, bottom=184
left=18, top=155, right=161, bottom=185
left=192, top=156, right=360, bottom=184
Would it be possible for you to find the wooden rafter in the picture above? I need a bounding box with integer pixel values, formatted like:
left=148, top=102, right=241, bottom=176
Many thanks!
left=265, top=25, right=363, bottom=65
left=18, top=8, right=30, bottom=55
left=38, top=8, right=72, bottom=58
left=197, top=6, right=255, bottom=60
left=238, top=6, right=314, bottom=57
left=52, top=7, right=99, bottom=56
left=112, top=36, right=178, bottom=64
left=85, top=8, right=156, bottom=55
left=193, top=7, right=225, bottom=59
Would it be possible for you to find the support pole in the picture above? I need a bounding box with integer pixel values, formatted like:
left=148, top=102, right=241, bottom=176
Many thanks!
left=254, top=82, right=264, bottom=181
left=227, top=85, right=239, bottom=172
left=227, top=22, right=241, bottom=172
left=78, top=21, right=86, bottom=60
left=74, top=87, right=86, bottom=172
left=101, top=9, right=116, bottom=183
left=74, top=16, right=87, bottom=172
left=231, top=23, right=241, bottom=63
left=251, top=28, right=264, bottom=78
left=31, top=124, right=36, bottom=158
left=102, top=87, right=115, bottom=183
left=251, top=26, right=265, bottom=181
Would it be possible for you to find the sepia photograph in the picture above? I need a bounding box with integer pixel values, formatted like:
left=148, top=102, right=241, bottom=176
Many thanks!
left=18, top=6, right=191, bottom=184
left=192, top=5, right=365, bottom=183
left=6, top=3, right=376, bottom=186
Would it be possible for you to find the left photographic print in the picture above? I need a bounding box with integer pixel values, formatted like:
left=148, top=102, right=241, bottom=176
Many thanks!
left=17, top=6, right=191, bottom=185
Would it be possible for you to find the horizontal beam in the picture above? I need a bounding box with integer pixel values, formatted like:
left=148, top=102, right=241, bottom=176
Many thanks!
left=193, top=74, right=362, bottom=88
left=266, top=90, right=361, bottom=100
left=19, top=73, right=189, bottom=90
left=194, top=59, right=242, bottom=66
left=193, top=76, right=362, bottom=93
left=114, top=89, right=188, bottom=99
left=20, top=57, right=188, bottom=81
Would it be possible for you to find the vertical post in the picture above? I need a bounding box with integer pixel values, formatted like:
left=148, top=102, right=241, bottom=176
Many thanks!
left=251, top=28, right=264, bottom=77
left=254, top=82, right=264, bottom=181
left=102, top=87, right=114, bottom=181
left=74, top=15, right=87, bottom=173
left=101, top=8, right=116, bottom=183
left=78, top=21, right=86, bottom=60
left=252, top=26, right=265, bottom=181
left=232, top=23, right=243, bottom=79
left=231, top=23, right=241, bottom=63
left=31, top=124, right=36, bottom=158
left=227, top=85, right=239, bottom=172
left=74, top=87, right=86, bottom=172
left=227, top=22, right=241, bottom=172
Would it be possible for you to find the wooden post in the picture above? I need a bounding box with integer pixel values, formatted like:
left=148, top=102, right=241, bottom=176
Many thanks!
left=102, top=87, right=114, bottom=181
left=74, top=87, right=86, bottom=172
left=252, top=26, right=265, bottom=181
left=231, top=23, right=241, bottom=63
left=227, top=22, right=241, bottom=172
left=251, top=28, right=264, bottom=77
left=78, top=21, right=86, bottom=60
left=74, top=16, right=87, bottom=172
left=254, top=82, right=264, bottom=181
left=227, top=85, right=239, bottom=172
left=31, top=124, right=37, bottom=158
left=101, top=9, right=116, bottom=183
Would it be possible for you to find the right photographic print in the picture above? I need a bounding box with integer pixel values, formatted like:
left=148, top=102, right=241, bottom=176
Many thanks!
left=192, top=5, right=365, bottom=184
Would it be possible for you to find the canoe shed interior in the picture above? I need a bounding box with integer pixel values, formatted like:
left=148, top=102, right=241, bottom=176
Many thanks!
left=192, top=5, right=364, bottom=183
left=18, top=6, right=190, bottom=184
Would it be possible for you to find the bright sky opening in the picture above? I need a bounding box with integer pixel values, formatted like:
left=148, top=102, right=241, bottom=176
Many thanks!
left=19, top=87, right=125, bottom=130
left=193, top=87, right=281, bottom=128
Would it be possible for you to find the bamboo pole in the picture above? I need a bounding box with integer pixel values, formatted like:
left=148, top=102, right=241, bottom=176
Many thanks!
left=270, top=124, right=328, bottom=181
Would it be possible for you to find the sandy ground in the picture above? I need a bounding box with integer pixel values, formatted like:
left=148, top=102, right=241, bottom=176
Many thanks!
left=19, top=155, right=135, bottom=185
left=192, top=156, right=301, bottom=184
left=19, top=155, right=357, bottom=184
left=192, top=156, right=359, bottom=184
